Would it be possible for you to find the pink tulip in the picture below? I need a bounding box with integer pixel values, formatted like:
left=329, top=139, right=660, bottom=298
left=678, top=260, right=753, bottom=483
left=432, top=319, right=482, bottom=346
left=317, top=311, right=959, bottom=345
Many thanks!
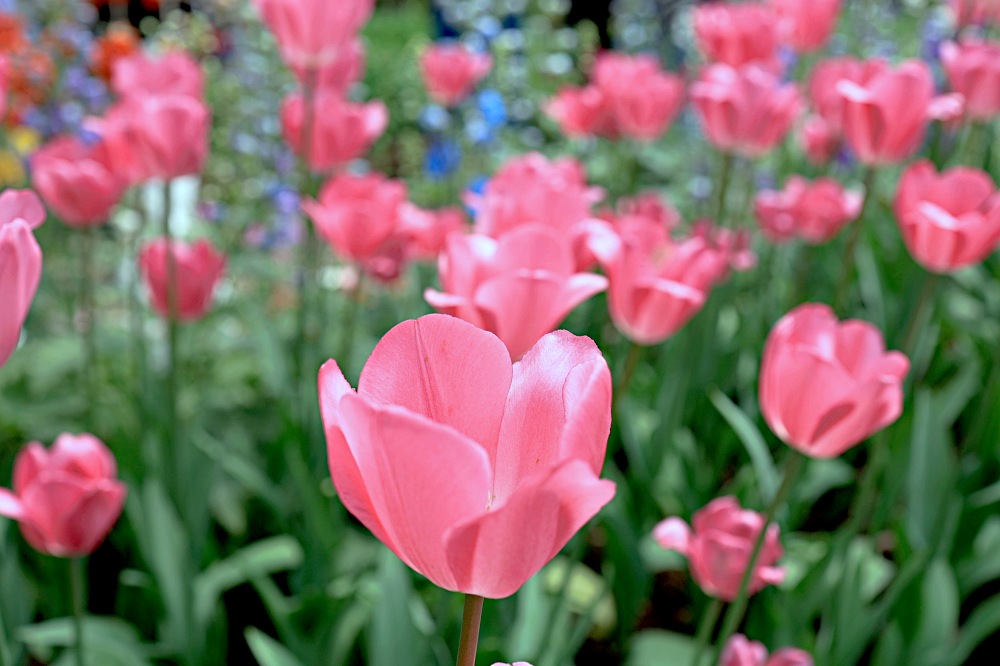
left=722, top=635, right=814, bottom=666
left=425, top=225, right=607, bottom=360
left=111, top=50, right=204, bottom=100
left=836, top=60, right=936, bottom=165
left=0, top=190, right=44, bottom=369
left=949, top=0, right=1000, bottom=27
left=591, top=52, right=685, bottom=141
left=397, top=203, right=467, bottom=260
left=281, top=89, right=387, bottom=171
left=799, top=115, right=839, bottom=165
left=760, top=304, right=909, bottom=458
left=770, top=0, right=842, bottom=53
left=302, top=172, right=408, bottom=263
left=940, top=39, right=1000, bottom=121
left=693, top=2, right=780, bottom=69
left=318, top=314, right=616, bottom=598
left=808, top=58, right=888, bottom=136
left=252, top=0, right=374, bottom=76
left=894, top=161, right=1000, bottom=273
left=544, top=85, right=617, bottom=139
left=419, top=43, right=493, bottom=107
left=654, top=496, right=785, bottom=601
left=468, top=153, right=602, bottom=239
left=116, top=94, right=211, bottom=180
left=0, top=434, right=126, bottom=557
left=139, top=238, right=226, bottom=322
left=754, top=176, right=863, bottom=244
left=691, top=64, right=801, bottom=157
left=310, top=38, right=366, bottom=91
left=31, top=135, right=127, bottom=227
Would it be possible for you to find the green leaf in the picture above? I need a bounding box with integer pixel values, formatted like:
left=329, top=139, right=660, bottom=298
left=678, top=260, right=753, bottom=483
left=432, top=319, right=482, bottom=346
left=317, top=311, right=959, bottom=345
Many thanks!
left=245, top=628, right=305, bottom=666
left=18, top=616, right=152, bottom=666
left=368, top=549, right=422, bottom=666
left=708, top=388, right=778, bottom=503
left=942, top=592, right=1000, bottom=666
left=906, top=390, right=959, bottom=552
left=626, top=629, right=698, bottom=666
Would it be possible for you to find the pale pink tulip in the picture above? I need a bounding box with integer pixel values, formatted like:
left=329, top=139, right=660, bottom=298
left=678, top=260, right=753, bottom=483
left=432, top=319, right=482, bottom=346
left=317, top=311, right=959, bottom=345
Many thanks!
left=302, top=172, right=408, bottom=263
left=722, top=634, right=814, bottom=666
left=760, top=304, right=909, bottom=458
left=691, top=64, right=801, bottom=157
left=755, top=176, right=862, bottom=244
left=0, top=434, right=126, bottom=557
left=31, top=135, right=127, bottom=227
left=252, top=0, right=374, bottom=75
left=770, top=0, right=842, bottom=53
left=940, top=39, right=1000, bottom=121
left=419, top=44, right=493, bottom=107
left=694, top=2, right=780, bottom=69
left=139, top=238, right=226, bottom=322
left=318, top=314, right=615, bottom=598
left=894, top=161, right=1000, bottom=273
left=0, top=190, right=44, bottom=369
left=425, top=225, right=607, bottom=360
left=281, top=89, right=387, bottom=171
left=111, top=50, right=203, bottom=100
left=654, top=496, right=785, bottom=601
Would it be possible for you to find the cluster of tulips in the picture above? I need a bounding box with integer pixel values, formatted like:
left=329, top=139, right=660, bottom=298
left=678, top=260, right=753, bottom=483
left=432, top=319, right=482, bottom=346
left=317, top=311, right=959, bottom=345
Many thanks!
left=0, top=0, right=999, bottom=664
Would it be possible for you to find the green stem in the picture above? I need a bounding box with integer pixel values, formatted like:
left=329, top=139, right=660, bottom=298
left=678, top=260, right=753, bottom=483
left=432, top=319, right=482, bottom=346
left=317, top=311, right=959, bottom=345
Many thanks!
left=900, top=272, right=940, bottom=364
left=689, top=598, right=724, bottom=666
left=844, top=433, right=887, bottom=536
left=0, top=592, right=13, bottom=666
left=538, top=537, right=587, bottom=666
left=71, top=558, right=86, bottom=666
left=713, top=151, right=734, bottom=226
left=80, top=226, right=98, bottom=432
left=710, top=452, right=804, bottom=662
left=456, top=595, right=484, bottom=666
left=616, top=342, right=644, bottom=398
left=834, top=167, right=877, bottom=312
left=161, top=182, right=181, bottom=498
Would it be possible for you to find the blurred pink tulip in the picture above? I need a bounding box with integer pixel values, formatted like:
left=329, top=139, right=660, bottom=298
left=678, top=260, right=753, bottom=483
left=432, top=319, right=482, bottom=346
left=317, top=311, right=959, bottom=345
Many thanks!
left=0, top=190, right=44, bottom=369
left=117, top=94, right=211, bottom=180
left=808, top=58, right=888, bottom=136
left=310, top=38, right=366, bottom=91
left=754, top=176, right=863, bottom=244
left=949, top=0, right=1000, bottom=26
left=694, top=2, right=779, bottom=69
left=799, top=115, right=839, bottom=165
left=544, top=85, right=617, bottom=139
left=894, top=161, right=1000, bottom=273
left=940, top=39, right=1000, bottom=121
left=760, top=304, right=909, bottom=458
left=425, top=225, right=607, bottom=360
left=691, top=64, right=801, bottom=157
left=252, top=0, right=374, bottom=75
left=281, top=89, right=387, bottom=171
left=139, top=238, right=226, bottom=322
left=468, top=153, right=602, bottom=239
left=397, top=203, right=467, bottom=260
left=722, top=635, right=814, bottom=666
left=0, top=434, right=126, bottom=558
left=770, top=0, right=842, bottom=53
left=419, top=43, right=493, bottom=107
left=836, top=60, right=935, bottom=165
left=654, top=496, right=785, bottom=601
left=318, top=314, right=615, bottom=598
left=302, top=172, right=408, bottom=263
left=31, top=135, right=127, bottom=227
left=111, top=50, right=203, bottom=100
left=592, top=52, right=685, bottom=141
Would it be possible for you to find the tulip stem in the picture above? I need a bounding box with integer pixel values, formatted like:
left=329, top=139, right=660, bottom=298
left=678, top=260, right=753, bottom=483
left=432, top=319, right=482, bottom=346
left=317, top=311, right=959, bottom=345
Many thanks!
left=70, top=558, right=86, bottom=666
left=80, top=225, right=98, bottom=432
left=0, top=591, right=12, bottom=666
left=709, top=451, right=804, bottom=664
left=616, top=342, right=644, bottom=397
left=713, top=151, right=734, bottom=226
left=456, top=594, right=484, bottom=666
left=834, top=167, right=877, bottom=312
left=161, top=181, right=181, bottom=500
left=901, top=272, right=939, bottom=364
left=689, top=597, right=724, bottom=666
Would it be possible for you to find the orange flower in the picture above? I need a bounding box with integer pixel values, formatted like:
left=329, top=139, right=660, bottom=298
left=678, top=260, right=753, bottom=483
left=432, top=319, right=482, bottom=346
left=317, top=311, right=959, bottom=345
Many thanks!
left=0, top=13, right=26, bottom=53
left=90, top=22, right=140, bottom=82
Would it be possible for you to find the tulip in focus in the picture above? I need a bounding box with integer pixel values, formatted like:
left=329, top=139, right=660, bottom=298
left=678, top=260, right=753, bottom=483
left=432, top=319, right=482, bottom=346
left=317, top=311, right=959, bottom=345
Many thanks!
left=111, top=50, right=204, bottom=100
left=836, top=60, right=936, bottom=165
left=31, top=135, right=127, bottom=227
left=302, top=172, right=408, bottom=263
left=318, top=314, right=616, bottom=599
left=0, top=434, right=127, bottom=557
left=419, top=43, right=493, bottom=107
left=940, top=39, right=1000, bottom=121
left=425, top=225, right=608, bottom=360
left=139, top=238, right=227, bottom=322
left=693, top=2, right=779, bottom=69
left=754, top=176, right=862, bottom=244
left=722, top=634, right=814, bottom=666
left=770, top=0, right=842, bottom=53
left=281, top=89, right=388, bottom=171
left=654, top=496, right=785, bottom=601
left=760, top=304, right=909, bottom=458
left=0, top=189, right=44, bottom=369
left=691, top=64, right=801, bottom=157
left=894, top=161, right=1000, bottom=273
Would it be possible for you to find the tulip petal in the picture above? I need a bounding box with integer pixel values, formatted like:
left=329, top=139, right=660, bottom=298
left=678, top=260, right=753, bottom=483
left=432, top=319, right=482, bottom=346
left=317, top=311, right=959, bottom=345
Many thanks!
left=358, top=314, right=512, bottom=451
left=653, top=517, right=692, bottom=555
left=445, top=460, right=615, bottom=598
left=0, top=488, right=25, bottom=521
left=54, top=483, right=127, bottom=556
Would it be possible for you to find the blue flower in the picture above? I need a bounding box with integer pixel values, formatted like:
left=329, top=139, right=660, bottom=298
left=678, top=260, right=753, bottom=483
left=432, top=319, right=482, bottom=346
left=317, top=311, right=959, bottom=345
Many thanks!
left=419, top=104, right=452, bottom=133
left=477, top=89, right=506, bottom=128
left=424, top=138, right=462, bottom=180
